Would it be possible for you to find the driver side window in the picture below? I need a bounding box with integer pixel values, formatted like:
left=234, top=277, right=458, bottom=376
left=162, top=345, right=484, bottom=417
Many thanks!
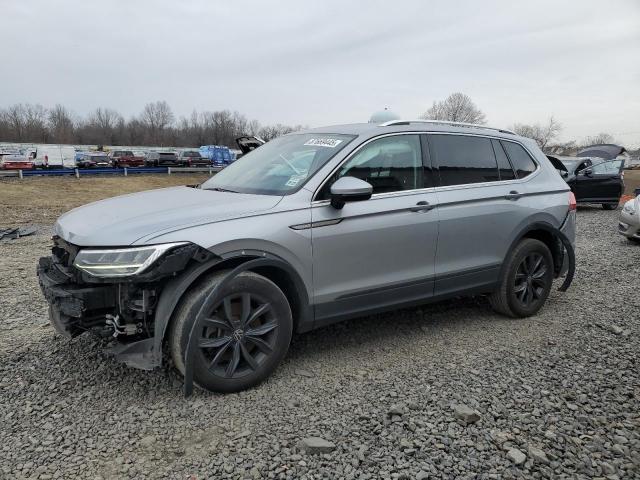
left=318, top=135, right=423, bottom=199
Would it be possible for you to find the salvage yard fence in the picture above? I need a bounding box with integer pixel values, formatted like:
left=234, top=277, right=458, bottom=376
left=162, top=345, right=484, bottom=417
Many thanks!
left=0, top=166, right=223, bottom=179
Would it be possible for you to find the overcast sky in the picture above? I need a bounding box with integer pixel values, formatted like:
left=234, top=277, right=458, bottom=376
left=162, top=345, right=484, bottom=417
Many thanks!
left=2, top=0, right=639, bottom=146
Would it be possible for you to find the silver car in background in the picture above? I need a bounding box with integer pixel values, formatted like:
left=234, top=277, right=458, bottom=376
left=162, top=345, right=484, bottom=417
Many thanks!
left=619, top=195, right=640, bottom=242
left=37, top=119, right=577, bottom=394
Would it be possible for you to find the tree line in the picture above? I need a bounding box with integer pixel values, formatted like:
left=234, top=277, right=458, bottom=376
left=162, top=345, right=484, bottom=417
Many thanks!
left=0, top=101, right=304, bottom=148
left=0, top=95, right=629, bottom=154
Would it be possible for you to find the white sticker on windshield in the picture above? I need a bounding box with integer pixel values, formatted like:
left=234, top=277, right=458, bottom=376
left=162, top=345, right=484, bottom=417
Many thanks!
left=304, top=138, right=343, bottom=148
left=285, top=174, right=306, bottom=187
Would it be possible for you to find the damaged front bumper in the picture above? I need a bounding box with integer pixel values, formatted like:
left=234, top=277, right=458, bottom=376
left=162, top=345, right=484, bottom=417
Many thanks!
left=37, top=237, right=206, bottom=369
left=38, top=256, right=117, bottom=337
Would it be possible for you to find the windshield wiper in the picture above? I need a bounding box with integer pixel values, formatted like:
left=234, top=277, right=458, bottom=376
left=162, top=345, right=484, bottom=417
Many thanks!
left=207, top=187, right=238, bottom=193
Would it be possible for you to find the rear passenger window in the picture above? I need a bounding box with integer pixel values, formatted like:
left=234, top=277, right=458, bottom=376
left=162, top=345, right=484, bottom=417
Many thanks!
left=491, top=139, right=516, bottom=181
left=429, top=135, right=499, bottom=186
left=501, top=141, right=537, bottom=178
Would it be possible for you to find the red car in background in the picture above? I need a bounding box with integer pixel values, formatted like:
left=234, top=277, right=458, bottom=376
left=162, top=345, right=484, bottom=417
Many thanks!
left=0, top=152, right=35, bottom=170
left=108, top=150, right=145, bottom=168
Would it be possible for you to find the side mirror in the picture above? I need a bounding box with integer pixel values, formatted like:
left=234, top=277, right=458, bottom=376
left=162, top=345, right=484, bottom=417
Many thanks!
left=330, top=176, right=373, bottom=209
left=583, top=169, right=593, bottom=176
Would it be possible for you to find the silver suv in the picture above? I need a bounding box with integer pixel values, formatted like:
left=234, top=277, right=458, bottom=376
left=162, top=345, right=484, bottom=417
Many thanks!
left=37, top=120, right=576, bottom=394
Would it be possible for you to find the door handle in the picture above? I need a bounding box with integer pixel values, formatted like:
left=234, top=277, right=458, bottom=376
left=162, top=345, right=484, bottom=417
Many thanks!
left=504, top=190, right=522, bottom=200
left=409, top=201, right=435, bottom=212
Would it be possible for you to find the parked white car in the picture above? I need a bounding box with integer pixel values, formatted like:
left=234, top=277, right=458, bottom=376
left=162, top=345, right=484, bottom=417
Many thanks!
left=619, top=195, right=640, bottom=242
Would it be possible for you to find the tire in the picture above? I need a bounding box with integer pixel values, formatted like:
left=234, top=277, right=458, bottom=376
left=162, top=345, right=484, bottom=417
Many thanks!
left=489, top=238, right=554, bottom=318
left=169, top=270, right=293, bottom=393
left=602, top=203, right=617, bottom=210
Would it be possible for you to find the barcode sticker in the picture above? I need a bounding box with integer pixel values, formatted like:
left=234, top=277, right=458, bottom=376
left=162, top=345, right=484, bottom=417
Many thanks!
left=303, top=138, right=343, bottom=148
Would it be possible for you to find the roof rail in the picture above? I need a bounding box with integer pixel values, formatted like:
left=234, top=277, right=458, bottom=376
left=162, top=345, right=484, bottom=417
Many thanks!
left=378, top=119, right=516, bottom=135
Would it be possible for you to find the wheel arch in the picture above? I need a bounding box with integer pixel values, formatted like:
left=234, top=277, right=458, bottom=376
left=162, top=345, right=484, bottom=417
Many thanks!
left=500, top=221, right=575, bottom=284
left=151, top=251, right=312, bottom=368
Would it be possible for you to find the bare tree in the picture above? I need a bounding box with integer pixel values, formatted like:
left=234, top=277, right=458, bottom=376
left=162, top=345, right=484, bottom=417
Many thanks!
left=3, top=104, right=28, bottom=141
left=511, top=116, right=562, bottom=150
left=582, top=132, right=615, bottom=146
left=48, top=104, right=75, bottom=143
left=258, top=123, right=304, bottom=141
left=421, top=92, right=486, bottom=125
left=141, top=101, right=174, bottom=145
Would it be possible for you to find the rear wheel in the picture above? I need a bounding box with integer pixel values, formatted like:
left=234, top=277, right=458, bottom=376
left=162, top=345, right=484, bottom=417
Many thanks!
left=602, top=203, right=617, bottom=210
left=169, top=271, right=293, bottom=393
left=489, top=239, right=554, bottom=318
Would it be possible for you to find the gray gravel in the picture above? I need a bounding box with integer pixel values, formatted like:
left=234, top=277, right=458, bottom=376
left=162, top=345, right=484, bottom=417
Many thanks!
left=1, top=207, right=639, bottom=479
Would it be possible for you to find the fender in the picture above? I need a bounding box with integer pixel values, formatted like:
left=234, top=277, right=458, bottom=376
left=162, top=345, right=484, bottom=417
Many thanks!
left=150, top=250, right=312, bottom=369
left=502, top=220, right=575, bottom=292
left=182, top=256, right=310, bottom=396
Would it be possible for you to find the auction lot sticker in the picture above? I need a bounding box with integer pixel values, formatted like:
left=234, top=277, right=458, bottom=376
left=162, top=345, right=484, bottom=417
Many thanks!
left=304, top=138, right=343, bottom=148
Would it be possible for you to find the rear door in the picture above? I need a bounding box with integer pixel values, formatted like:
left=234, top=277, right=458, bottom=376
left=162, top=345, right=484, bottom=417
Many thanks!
left=310, top=134, right=440, bottom=322
left=429, top=135, right=535, bottom=296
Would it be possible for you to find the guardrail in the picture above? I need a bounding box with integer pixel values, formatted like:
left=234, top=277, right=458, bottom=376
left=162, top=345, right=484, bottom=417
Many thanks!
left=1, top=165, right=224, bottom=179
left=167, top=166, right=224, bottom=174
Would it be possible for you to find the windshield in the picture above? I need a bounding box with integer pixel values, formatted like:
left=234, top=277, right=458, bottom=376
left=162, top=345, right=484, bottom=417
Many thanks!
left=183, top=151, right=200, bottom=157
left=201, top=133, right=355, bottom=195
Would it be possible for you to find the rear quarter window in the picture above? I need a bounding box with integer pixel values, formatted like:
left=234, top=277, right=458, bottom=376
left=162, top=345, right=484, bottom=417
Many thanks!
left=501, top=141, right=537, bottom=178
left=429, top=134, right=499, bottom=186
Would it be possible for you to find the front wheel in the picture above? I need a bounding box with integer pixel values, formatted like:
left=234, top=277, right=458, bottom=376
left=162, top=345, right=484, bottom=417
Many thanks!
left=489, top=238, right=554, bottom=318
left=169, top=271, right=293, bottom=393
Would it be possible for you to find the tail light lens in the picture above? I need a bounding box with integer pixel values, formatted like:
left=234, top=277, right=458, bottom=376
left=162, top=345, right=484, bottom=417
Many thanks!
left=569, top=192, right=577, bottom=211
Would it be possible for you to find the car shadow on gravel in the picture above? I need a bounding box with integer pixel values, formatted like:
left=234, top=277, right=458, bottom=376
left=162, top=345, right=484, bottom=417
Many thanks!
left=12, top=295, right=514, bottom=399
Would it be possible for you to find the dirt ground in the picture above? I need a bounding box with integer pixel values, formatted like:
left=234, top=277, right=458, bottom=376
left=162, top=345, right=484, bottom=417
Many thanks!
left=623, top=169, right=640, bottom=199
left=0, top=173, right=210, bottom=226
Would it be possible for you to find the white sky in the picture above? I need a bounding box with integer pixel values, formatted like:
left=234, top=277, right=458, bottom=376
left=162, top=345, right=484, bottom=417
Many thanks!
left=2, top=0, right=639, bottom=146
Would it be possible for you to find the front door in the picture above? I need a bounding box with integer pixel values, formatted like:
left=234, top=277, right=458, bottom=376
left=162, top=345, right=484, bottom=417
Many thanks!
left=310, top=134, right=439, bottom=323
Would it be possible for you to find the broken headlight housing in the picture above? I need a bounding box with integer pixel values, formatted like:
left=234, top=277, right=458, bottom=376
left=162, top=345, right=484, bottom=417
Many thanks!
left=73, top=242, right=188, bottom=278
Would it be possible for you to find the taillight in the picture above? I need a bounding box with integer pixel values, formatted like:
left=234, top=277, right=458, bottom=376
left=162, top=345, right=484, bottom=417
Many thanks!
left=569, top=192, right=577, bottom=211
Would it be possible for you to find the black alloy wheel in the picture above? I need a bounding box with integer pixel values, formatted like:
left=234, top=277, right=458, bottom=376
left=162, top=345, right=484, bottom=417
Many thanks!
left=513, top=252, right=548, bottom=308
left=198, top=293, right=278, bottom=379
left=489, top=238, right=554, bottom=318
left=169, top=271, right=292, bottom=393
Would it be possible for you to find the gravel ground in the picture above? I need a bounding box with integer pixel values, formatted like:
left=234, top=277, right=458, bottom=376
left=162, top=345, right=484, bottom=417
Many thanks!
left=0, top=207, right=638, bottom=479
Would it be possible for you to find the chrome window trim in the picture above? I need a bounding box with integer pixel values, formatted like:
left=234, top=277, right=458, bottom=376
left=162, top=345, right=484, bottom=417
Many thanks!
left=311, top=131, right=540, bottom=204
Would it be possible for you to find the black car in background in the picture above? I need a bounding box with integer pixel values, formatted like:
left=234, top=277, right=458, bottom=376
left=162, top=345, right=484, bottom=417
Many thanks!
left=145, top=151, right=181, bottom=167
left=548, top=154, right=625, bottom=210
left=176, top=150, right=211, bottom=167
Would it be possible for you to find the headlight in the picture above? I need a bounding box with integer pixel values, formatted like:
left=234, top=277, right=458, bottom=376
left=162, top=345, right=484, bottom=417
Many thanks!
left=73, top=242, right=187, bottom=277
left=623, top=203, right=636, bottom=215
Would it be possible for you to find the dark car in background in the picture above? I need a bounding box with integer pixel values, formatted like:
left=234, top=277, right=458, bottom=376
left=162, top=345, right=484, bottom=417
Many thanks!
left=547, top=144, right=625, bottom=210
left=76, top=153, right=111, bottom=168
left=177, top=150, right=211, bottom=167
left=236, top=136, right=266, bottom=159
left=548, top=154, right=625, bottom=210
left=145, top=151, right=180, bottom=167
left=108, top=150, right=145, bottom=168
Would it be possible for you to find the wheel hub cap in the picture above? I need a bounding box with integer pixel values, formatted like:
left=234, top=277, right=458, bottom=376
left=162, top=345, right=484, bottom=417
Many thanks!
left=232, top=329, right=244, bottom=342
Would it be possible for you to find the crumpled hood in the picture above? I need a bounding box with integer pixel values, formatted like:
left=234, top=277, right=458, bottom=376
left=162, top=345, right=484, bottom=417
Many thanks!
left=54, top=186, right=282, bottom=246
